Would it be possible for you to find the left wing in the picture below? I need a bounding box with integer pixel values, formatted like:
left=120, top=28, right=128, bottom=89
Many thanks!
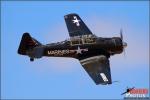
left=64, top=13, right=93, bottom=37
left=80, top=55, right=112, bottom=85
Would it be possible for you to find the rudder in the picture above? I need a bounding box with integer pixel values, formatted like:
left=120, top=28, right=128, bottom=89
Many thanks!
left=18, top=33, right=41, bottom=55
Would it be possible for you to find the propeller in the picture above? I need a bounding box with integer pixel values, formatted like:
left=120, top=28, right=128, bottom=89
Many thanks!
left=120, top=29, right=127, bottom=57
left=120, top=29, right=123, bottom=40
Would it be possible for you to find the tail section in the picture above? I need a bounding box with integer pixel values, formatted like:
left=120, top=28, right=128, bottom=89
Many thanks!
left=18, top=33, right=41, bottom=55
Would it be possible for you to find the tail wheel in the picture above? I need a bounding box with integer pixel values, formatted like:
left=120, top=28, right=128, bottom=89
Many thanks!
left=30, top=58, right=34, bottom=62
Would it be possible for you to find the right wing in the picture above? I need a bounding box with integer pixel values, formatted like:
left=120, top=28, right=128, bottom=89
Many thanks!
left=64, top=13, right=93, bottom=37
left=80, top=55, right=112, bottom=85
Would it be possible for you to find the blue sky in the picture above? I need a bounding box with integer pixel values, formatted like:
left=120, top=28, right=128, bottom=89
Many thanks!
left=1, top=1, right=149, bottom=99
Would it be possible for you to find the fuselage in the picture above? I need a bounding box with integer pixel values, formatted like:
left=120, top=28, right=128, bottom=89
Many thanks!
left=42, top=35, right=123, bottom=60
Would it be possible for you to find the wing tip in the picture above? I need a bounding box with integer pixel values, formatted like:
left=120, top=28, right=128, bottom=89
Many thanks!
left=64, top=13, right=79, bottom=18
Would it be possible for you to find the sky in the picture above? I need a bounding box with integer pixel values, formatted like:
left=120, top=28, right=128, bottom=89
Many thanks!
left=1, top=1, right=149, bottom=99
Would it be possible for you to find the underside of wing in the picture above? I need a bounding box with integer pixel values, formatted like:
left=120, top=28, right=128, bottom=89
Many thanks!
left=80, top=55, right=112, bottom=85
left=64, top=13, right=93, bottom=37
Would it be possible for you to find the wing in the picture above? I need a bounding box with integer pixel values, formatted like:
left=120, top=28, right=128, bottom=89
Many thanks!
left=64, top=13, right=93, bottom=37
left=80, top=55, right=112, bottom=85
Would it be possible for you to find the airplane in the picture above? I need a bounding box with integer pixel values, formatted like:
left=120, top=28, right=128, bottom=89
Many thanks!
left=121, top=87, right=135, bottom=95
left=18, top=13, right=127, bottom=85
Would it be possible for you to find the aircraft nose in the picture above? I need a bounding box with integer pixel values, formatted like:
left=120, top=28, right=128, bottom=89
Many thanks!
left=123, top=42, right=127, bottom=48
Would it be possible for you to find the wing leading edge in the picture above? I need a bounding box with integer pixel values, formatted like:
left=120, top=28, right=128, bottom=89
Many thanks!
left=80, top=55, right=112, bottom=85
left=64, top=13, right=93, bottom=37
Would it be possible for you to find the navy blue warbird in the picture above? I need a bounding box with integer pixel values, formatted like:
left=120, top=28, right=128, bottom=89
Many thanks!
left=18, top=13, right=127, bottom=85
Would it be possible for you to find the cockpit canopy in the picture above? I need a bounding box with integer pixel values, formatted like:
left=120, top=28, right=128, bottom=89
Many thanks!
left=69, top=34, right=97, bottom=46
left=46, top=35, right=97, bottom=47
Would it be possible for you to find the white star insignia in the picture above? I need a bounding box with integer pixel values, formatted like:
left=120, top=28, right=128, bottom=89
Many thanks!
left=76, top=46, right=88, bottom=54
left=72, top=16, right=80, bottom=26
left=76, top=46, right=82, bottom=54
